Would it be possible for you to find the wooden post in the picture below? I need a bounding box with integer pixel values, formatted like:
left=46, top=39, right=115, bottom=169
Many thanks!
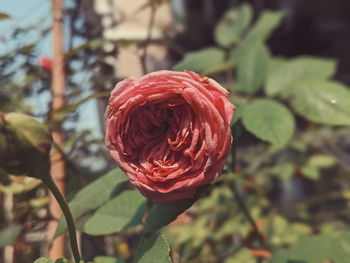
left=48, top=0, right=66, bottom=260
left=3, top=193, right=14, bottom=263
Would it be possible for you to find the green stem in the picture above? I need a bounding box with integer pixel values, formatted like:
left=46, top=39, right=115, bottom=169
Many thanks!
left=45, top=176, right=81, bottom=263
left=230, top=182, right=264, bottom=244
left=230, top=130, right=264, bottom=245
left=136, top=200, right=153, bottom=254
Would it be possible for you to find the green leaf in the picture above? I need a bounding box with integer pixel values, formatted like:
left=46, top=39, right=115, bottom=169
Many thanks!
left=47, top=92, right=108, bottom=126
left=270, top=216, right=312, bottom=246
left=84, top=190, right=147, bottom=235
left=268, top=57, right=287, bottom=75
left=33, top=258, right=54, bottom=263
left=289, top=81, right=350, bottom=125
left=33, top=258, right=69, bottom=263
left=0, top=12, right=11, bottom=20
left=300, top=165, right=320, bottom=180
left=0, top=177, right=42, bottom=194
left=0, top=224, right=22, bottom=248
left=231, top=104, right=244, bottom=124
left=173, top=47, right=225, bottom=74
left=300, top=154, right=337, bottom=181
left=244, top=11, right=284, bottom=44
left=265, top=56, right=337, bottom=96
left=233, top=42, right=269, bottom=94
left=54, top=259, right=70, bottom=263
left=224, top=249, right=255, bottom=263
left=241, top=99, right=295, bottom=145
left=1, top=113, right=52, bottom=179
left=308, top=154, right=337, bottom=168
left=272, top=233, right=350, bottom=263
left=4, top=113, right=51, bottom=153
left=230, top=96, right=249, bottom=124
left=55, top=169, right=128, bottom=236
left=133, top=234, right=171, bottom=263
left=214, top=3, right=253, bottom=47
left=65, top=39, right=110, bottom=58
left=143, top=186, right=210, bottom=233
left=203, top=61, right=233, bottom=76
left=94, top=256, right=125, bottom=263
left=271, top=163, right=295, bottom=180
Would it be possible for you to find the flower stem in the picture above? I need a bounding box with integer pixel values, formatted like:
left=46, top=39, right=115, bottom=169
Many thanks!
left=230, top=131, right=264, bottom=245
left=230, top=182, right=264, bottom=244
left=44, top=176, right=81, bottom=263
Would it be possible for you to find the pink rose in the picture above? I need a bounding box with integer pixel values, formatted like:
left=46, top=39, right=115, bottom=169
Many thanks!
left=105, top=70, right=235, bottom=203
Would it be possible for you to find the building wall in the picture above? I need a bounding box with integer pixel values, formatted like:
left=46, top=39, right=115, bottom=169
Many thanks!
left=94, top=0, right=174, bottom=77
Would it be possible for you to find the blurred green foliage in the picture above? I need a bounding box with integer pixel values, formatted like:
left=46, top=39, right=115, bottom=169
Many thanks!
left=171, top=3, right=350, bottom=263
left=1, top=2, right=350, bottom=263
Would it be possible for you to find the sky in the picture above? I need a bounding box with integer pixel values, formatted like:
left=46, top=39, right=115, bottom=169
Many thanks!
left=1, top=0, right=102, bottom=138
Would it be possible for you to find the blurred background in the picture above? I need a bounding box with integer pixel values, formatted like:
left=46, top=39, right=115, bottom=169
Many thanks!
left=1, top=0, right=350, bottom=262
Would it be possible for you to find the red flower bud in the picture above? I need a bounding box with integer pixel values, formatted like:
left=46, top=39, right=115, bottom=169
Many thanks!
left=39, top=56, right=53, bottom=72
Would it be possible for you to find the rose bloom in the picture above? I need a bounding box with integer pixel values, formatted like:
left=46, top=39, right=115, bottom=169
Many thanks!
left=105, top=70, right=235, bottom=203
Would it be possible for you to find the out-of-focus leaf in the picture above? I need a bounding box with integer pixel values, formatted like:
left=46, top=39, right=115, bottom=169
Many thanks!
left=300, top=165, right=320, bottom=180
left=133, top=234, right=171, bottom=263
left=173, top=47, right=225, bottom=74
left=47, top=92, right=108, bottom=126
left=1, top=113, right=51, bottom=180
left=233, top=41, right=269, bottom=94
left=84, top=190, right=147, bottom=235
left=308, top=154, right=337, bottom=168
left=271, top=163, right=295, bottom=180
left=65, top=39, right=110, bottom=58
left=241, top=99, right=295, bottom=145
left=0, top=176, right=42, bottom=194
left=203, top=61, right=233, bottom=76
left=94, top=256, right=125, bottom=263
left=265, top=57, right=337, bottom=96
left=289, top=81, right=350, bottom=125
left=300, top=154, right=337, bottom=180
left=0, top=224, right=22, bottom=248
left=4, top=113, right=51, bottom=153
left=29, top=196, right=49, bottom=207
left=271, top=233, right=350, bottom=263
left=33, top=258, right=68, bottom=263
left=143, top=185, right=210, bottom=233
left=54, top=259, right=70, bottom=263
left=267, top=57, right=287, bottom=75
left=244, top=11, right=284, bottom=44
left=231, top=104, right=245, bottom=124
left=214, top=3, right=253, bottom=47
left=0, top=12, right=11, bottom=20
left=33, top=258, right=54, bottom=263
left=224, top=249, right=255, bottom=263
left=55, top=169, right=128, bottom=236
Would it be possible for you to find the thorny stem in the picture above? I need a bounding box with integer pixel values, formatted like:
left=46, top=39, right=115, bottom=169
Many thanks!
left=45, top=176, right=81, bottom=263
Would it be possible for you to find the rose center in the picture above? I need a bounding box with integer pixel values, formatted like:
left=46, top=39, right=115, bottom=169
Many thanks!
left=138, top=105, right=173, bottom=136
